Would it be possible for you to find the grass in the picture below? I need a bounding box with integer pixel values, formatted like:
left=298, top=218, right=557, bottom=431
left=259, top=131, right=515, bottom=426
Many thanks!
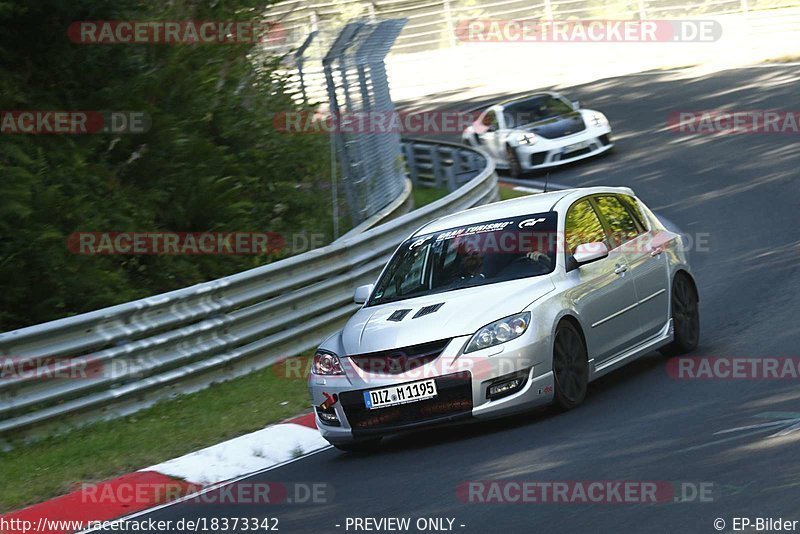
left=414, top=183, right=535, bottom=207
left=0, top=355, right=312, bottom=512
left=412, top=185, right=450, bottom=207
left=498, top=186, right=534, bottom=201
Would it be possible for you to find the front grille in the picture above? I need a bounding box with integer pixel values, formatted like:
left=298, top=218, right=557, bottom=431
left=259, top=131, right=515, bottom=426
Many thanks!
left=563, top=147, right=592, bottom=159
left=339, top=371, right=473, bottom=431
left=348, top=339, right=450, bottom=375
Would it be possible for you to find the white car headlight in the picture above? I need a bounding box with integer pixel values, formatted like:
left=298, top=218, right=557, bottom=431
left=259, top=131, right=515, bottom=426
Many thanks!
left=465, top=312, right=531, bottom=353
left=513, top=132, right=537, bottom=146
left=591, top=112, right=609, bottom=127
left=312, top=350, right=344, bottom=375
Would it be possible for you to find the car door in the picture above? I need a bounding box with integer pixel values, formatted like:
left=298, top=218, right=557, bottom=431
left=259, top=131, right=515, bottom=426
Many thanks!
left=595, top=195, right=671, bottom=341
left=563, top=198, right=641, bottom=363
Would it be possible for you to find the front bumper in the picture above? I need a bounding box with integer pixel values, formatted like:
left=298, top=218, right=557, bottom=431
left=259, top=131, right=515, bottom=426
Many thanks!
left=308, top=333, right=555, bottom=445
left=513, top=126, right=613, bottom=170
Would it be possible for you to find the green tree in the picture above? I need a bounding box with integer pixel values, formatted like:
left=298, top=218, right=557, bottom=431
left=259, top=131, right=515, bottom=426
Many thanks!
left=0, top=0, right=334, bottom=330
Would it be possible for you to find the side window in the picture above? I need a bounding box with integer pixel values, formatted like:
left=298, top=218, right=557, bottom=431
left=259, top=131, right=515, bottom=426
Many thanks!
left=482, top=110, right=500, bottom=131
left=618, top=194, right=648, bottom=231
left=595, top=196, right=642, bottom=247
left=565, top=200, right=607, bottom=256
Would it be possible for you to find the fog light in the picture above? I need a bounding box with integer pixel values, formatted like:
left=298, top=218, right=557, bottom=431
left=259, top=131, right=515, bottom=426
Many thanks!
left=315, top=406, right=341, bottom=426
left=486, top=372, right=527, bottom=400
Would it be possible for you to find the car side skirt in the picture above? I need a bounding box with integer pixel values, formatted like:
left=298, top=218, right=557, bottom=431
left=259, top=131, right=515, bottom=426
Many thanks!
left=589, top=318, right=673, bottom=381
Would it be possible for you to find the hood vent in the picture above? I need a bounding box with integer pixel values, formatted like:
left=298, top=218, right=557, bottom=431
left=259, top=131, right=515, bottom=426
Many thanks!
left=413, top=303, right=444, bottom=319
left=388, top=309, right=411, bottom=322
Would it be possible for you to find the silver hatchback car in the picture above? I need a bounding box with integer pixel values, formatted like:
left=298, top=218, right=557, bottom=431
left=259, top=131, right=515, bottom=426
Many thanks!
left=309, top=187, right=699, bottom=451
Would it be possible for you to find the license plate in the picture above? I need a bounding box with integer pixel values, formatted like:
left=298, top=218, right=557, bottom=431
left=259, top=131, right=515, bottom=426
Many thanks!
left=563, top=141, right=589, bottom=153
left=363, top=379, right=437, bottom=410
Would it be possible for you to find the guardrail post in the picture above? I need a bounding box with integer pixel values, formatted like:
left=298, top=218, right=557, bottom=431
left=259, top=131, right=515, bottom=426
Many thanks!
left=466, top=151, right=477, bottom=173
left=431, top=146, right=444, bottom=188
left=446, top=162, right=456, bottom=191
left=403, top=143, right=419, bottom=185
left=451, top=147, right=464, bottom=175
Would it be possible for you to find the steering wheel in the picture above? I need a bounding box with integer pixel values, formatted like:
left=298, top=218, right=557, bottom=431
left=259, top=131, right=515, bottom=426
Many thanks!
left=511, top=251, right=553, bottom=271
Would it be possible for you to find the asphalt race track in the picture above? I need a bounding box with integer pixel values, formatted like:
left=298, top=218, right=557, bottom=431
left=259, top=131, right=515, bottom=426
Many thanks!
left=107, top=65, right=800, bottom=534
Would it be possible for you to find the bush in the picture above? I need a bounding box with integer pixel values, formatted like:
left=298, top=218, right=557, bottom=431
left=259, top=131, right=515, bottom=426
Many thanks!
left=0, top=0, right=335, bottom=330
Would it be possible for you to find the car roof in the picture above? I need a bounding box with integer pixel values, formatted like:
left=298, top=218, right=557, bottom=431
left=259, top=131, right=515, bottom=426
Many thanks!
left=413, top=186, right=636, bottom=236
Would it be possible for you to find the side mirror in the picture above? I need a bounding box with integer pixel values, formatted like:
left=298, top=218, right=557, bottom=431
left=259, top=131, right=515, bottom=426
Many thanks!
left=572, top=100, right=581, bottom=110
left=353, top=284, right=374, bottom=304
left=573, top=242, right=608, bottom=265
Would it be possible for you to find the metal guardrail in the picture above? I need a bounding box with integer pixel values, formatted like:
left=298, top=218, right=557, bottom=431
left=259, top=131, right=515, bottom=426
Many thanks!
left=0, top=139, right=497, bottom=436
left=403, top=140, right=486, bottom=190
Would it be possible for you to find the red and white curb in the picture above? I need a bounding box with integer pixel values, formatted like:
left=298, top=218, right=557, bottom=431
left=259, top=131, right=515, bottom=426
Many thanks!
left=0, top=413, right=327, bottom=534
left=143, top=413, right=326, bottom=486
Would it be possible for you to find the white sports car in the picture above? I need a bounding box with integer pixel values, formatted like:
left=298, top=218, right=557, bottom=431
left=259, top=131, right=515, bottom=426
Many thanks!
left=462, top=92, right=613, bottom=177
left=308, top=187, right=699, bottom=451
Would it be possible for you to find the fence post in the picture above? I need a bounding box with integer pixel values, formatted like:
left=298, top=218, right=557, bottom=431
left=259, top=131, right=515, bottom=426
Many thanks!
left=443, top=0, right=457, bottom=47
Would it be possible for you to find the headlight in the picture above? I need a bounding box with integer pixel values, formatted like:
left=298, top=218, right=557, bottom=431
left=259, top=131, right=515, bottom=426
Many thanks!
left=465, top=312, right=531, bottom=353
left=514, top=132, right=537, bottom=145
left=312, top=350, right=344, bottom=375
left=591, top=112, right=609, bottom=127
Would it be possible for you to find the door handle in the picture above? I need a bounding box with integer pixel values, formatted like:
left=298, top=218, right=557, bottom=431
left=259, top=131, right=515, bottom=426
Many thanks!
left=614, top=264, right=628, bottom=275
left=650, top=247, right=663, bottom=257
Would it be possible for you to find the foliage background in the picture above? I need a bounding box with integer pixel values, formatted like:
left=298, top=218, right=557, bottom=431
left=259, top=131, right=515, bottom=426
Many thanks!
left=0, top=0, right=334, bottom=331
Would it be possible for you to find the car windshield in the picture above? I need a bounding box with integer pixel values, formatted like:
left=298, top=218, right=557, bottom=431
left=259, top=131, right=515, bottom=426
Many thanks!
left=503, top=95, right=575, bottom=128
left=368, top=212, right=558, bottom=306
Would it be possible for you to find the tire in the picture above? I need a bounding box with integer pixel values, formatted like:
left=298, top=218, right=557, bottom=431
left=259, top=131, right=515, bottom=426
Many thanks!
left=333, top=438, right=382, bottom=453
left=552, top=320, right=589, bottom=411
left=505, top=144, right=523, bottom=178
left=660, top=273, right=700, bottom=356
